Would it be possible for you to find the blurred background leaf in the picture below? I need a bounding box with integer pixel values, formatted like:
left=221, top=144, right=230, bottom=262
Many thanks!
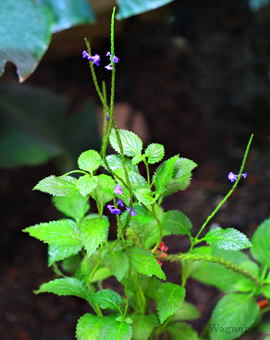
left=0, top=83, right=101, bottom=172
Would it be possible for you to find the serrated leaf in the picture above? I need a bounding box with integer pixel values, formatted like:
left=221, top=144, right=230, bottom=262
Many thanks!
left=132, top=154, right=144, bottom=165
left=130, top=246, right=166, bottom=280
left=33, top=175, right=80, bottom=197
left=100, top=318, right=132, bottom=340
left=145, top=143, right=165, bottom=164
left=52, top=195, right=89, bottom=222
left=23, top=219, right=81, bottom=246
left=131, top=203, right=153, bottom=224
left=157, top=283, right=186, bottom=324
left=48, top=244, right=82, bottom=266
left=36, top=0, right=95, bottom=33
left=134, top=188, right=156, bottom=205
left=103, top=154, right=139, bottom=173
left=76, top=313, right=103, bottom=340
left=104, top=250, right=129, bottom=281
left=0, top=0, right=52, bottom=82
left=128, top=171, right=148, bottom=191
left=250, top=217, right=270, bottom=267
left=131, top=314, right=159, bottom=340
left=162, top=210, right=192, bottom=236
left=90, top=289, right=122, bottom=311
left=203, top=227, right=252, bottom=251
left=78, top=149, right=101, bottom=174
left=35, top=277, right=91, bottom=302
left=80, top=216, right=109, bottom=256
left=90, top=174, right=115, bottom=209
left=153, top=155, right=178, bottom=197
left=116, top=0, right=174, bottom=20
left=76, top=175, right=98, bottom=197
left=163, top=158, right=197, bottom=198
left=209, top=293, right=259, bottom=340
left=110, top=129, right=143, bottom=157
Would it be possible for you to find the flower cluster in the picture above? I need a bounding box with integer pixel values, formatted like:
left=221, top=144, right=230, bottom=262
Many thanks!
left=156, top=242, right=169, bottom=266
left=107, top=185, right=136, bottom=216
left=228, top=172, right=247, bottom=183
left=82, top=50, right=120, bottom=70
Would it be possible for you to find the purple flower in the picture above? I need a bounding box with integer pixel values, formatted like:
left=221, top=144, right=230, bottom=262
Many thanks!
left=105, top=64, right=113, bottom=71
left=117, top=198, right=125, bottom=207
left=82, top=51, right=100, bottom=66
left=126, top=207, right=137, bottom=217
left=82, top=50, right=90, bottom=59
left=228, top=172, right=238, bottom=183
left=228, top=172, right=247, bottom=183
left=107, top=204, right=121, bottom=215
left=106, top=114, right=110, bottom=121
left=114, top=185, right=123, bottom=195
left=89, top=54, right=100, bottom=66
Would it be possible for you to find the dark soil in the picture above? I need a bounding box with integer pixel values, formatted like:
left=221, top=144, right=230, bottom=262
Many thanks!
left=1, top=0, right=270, bottom=339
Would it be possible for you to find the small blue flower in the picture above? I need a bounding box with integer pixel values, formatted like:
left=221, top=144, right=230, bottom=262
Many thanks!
left=126, top=207, right=137, bottom=216
left=107, top=204, right=121, bottom=215
left=228, top=172, right=247, bottom=183
left=82, top=51, right=100, bottom=66
left=114, top=185, right=123, bottom=195
left=105, top=64, right=113, bottom=70
left=228, top=172, right=238, bottom=182
left=117, top=198, right=125, bottom=207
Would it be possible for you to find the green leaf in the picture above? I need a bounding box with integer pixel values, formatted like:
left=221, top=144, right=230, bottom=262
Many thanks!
left=76, top=175, right=98, bottom=197
left=48, top=244, right=82, bottom=266
left=116, top=0, right=174, bottom=19
left=78, top=149, right=101, bottom=174
left=162, top=158, right=197, bottom=198
left=91, top=174, right=115, bottom=209
left=90, top=289, right=122, bottom=311
left=170, top=301, right=201, bottom=322
left=104, top=250, right=129, bottom=281
left=0, top=83, right=100, bottom=170
left=0, top=0, right=52, bottom=82
left=131, top=314, right=158, bottom=340
left=167, top=323, right=200, bottom=340
left=156, top=283, right=186, bottom=324
left=131, top=203, right=153, bottom=224
left=145, top=143, right=165, bottom=164
left=251, top=217, right=270, bottom=268
left=104, top=154, right=139, bottom=173
left=162, top=210, right=192, bottom=236
left=128, top=171, right=148, bottom=191
left=76, top=313, right=103, bottom=340
left=110, top=129, right=143, bottom=157
left=131, top=154, right=144, bottom=165
left=153, top=155, right=178, bottom=197
left=35, top=277, right=91, bottom=302
left=36, top=0, right=95, bottom=33
left=91, top=267, right=112, bottom=283
left=130, top=246, right=166, bottom=280
left=203, top=227, right=252, bottom=251
left=209, top=293, right=259, bottom=340
left=134, top=188, right=156, bottom=205
left=100, top=318, right=132, bottom=340
left=34, top=175, right=80, bottom=197
left=61, top=253, right=81, bottom=273
left=52, top=195, right=89, bottom=222
left=80, top=215, right=109, bottom=256
left=23, top=219, right=81, bottom=246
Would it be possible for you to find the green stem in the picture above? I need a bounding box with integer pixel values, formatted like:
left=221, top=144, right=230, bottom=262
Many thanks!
left=194, top=134, right=253, bottom=243
left=62, top=170, right=88, bottom=177
left=151, top=204, right=163, bottom=254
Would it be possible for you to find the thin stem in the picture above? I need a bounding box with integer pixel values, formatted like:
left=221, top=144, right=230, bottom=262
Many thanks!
left=194, top=134, right=253, bottom=242
left=151, top=204, right=163, bottom=254
left=100, top=81, right=108, bottom=159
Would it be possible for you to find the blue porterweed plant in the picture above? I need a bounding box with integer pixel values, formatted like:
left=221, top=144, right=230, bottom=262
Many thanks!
left=23, top=8, right=270, bottom=340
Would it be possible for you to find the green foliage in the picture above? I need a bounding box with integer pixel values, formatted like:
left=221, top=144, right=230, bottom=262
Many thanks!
left=23, top=10, right=265, bottom=340
left=203, top=227, right=252, bottom=251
